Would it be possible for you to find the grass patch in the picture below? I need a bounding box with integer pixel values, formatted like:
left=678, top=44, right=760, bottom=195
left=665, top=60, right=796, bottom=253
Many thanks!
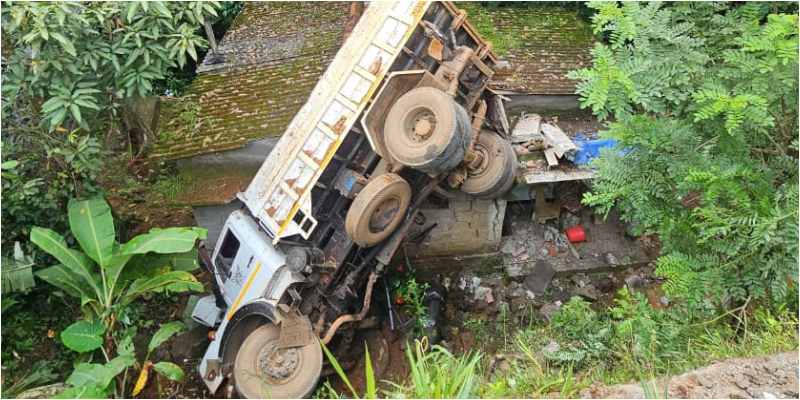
left=320, top=287, right=798, bottom=399
left=147, top=175, right=198, bottom=205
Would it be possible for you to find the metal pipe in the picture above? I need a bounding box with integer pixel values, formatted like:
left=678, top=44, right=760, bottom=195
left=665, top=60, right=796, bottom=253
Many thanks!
left=321, top=272, right=379, bottom=344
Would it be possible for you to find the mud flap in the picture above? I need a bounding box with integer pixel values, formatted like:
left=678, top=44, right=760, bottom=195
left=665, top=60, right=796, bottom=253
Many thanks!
left=278, top=313, right=316, bottom=349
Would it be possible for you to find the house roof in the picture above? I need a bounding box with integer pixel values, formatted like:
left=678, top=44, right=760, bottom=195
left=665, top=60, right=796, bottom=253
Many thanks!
left=148, top=2, right=350, bottom=162
left=148, top=3, right=594, bottom=163
left=459, top=3, right=596, bottom=95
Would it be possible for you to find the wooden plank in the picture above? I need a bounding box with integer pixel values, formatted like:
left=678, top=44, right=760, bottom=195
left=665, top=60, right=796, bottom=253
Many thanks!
left=543, top=148, right=559, bottom=167
left=510, top=113, right=542, bottom=143
left=540, top=123, right=578, bottom=158
left=524, top=169, right=595, bottom=185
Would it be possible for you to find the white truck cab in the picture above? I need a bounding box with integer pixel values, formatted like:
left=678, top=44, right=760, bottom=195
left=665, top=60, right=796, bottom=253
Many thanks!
left=192, top=2, right=515, bottom=398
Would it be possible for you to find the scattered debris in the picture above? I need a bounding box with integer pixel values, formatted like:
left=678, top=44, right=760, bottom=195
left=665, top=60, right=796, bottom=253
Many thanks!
left=574, top=283, right=597, bottom=301
left=510, top=113, right=542, bottom=143
left=560, top=210, right=582, bottom=230
left=625, top=275, right=645, bottom=292
left=537, top=303, right=562, bottom=325
left=474, top=286, right=494, bottom=304
left=540, top=123, right=578, bottom=158
left=523, top=260, right=556, bottom=296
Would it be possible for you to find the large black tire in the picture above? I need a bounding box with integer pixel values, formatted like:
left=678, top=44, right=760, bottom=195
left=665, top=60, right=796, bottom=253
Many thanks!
left=345, top=173, right=412, bottom=247
left=384, top=87, right=472, bottom=174
left=461, top=130, right=518, bottom=199
left=234, top=324, right=322, bottom=399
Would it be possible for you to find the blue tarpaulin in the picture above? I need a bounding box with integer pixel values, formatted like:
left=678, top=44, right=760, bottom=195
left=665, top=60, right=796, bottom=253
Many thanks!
left=570, top=132, right=620, bottom=166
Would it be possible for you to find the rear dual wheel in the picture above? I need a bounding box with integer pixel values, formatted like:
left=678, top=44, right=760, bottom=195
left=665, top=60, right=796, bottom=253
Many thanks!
left=384, top=87, right=472, bottom=174
left=461, top=130, right=518, bottom=199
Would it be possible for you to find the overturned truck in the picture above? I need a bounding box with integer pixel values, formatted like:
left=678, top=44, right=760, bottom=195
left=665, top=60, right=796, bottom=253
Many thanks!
left=192, top=2, right=516, bottom=397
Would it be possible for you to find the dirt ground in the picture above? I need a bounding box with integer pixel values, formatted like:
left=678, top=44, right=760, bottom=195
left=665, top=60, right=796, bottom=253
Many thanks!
left=581, top=352, right=799, bottom=399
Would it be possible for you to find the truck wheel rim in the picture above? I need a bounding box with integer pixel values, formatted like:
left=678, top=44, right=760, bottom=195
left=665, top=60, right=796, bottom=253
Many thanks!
left=401, top=106, right=438, bottom=147
left=468, top=142, right=492, bottom=178
left=411, top=111, right=437, bottom=141
left=258, top=342, right=300, bottom=382
left=369, top=197, right=401, bottom=233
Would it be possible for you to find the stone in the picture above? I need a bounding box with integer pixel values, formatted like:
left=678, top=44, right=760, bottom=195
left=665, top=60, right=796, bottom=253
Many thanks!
left=625, top=275, right=645, bottom=292
left=537, top=303, right=561, bottom=325
left=474, top=286, right=494, bottom=303
left=606, top=252, right=620, bottom=266
left=523, top=260, right=556, bottom=296
left=514, top=246, right=527, bottom=257
left=762, top=393, right=777, bottom=399
left=540, top=247, right=550, bottom=257
left=625, top=219, right=639, bottom=237
left=542, top=340, right=561, bottom=356
left=660, top=296, right=670, bottom=307
left=472, top=276, right=482, bottom=288
left=597, top=277, right=615, bottom=293
left=547, top=243, right=558, bottom=257
left=571, top=273, right=588, bottom=287
left=574, top=284, right=598, bottom=301
left=543, top=228, right=556, bottom=242
left=526, top=290, right=536, bottom=300
left=638, top=264, right=656, bottom=279
left=505, top=264, right=525, bottom=279
left=560, top=211, right=581, bottom=230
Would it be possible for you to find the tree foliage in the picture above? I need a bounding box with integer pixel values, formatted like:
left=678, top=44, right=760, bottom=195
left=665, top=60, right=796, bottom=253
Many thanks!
left=1, top=1, right=220, bottom=132
left=569, top=2, right=799, bottom=307
left=1, top=1, right=219, bottom=253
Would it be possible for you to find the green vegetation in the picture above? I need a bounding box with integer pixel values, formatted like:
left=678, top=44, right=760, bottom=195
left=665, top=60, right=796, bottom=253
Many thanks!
left=26, top=198, right=206, bottom=397
left=0, top=1, right=220, bottom=254
left=459, top=2, right=593, bottom=57
left=569, top=2, right=798, bottom=309
left=389, top=265, right=430, bottom=336
left=319, top=289, right=797, bottom=399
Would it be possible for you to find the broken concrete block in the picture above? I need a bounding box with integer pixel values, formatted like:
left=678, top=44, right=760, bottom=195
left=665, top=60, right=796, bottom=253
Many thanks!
left=625, top=275, right=645, bottom=292
left=560, top=211, right=581, bottom=230
left=505, top=264, right=526, bottom=280
left=474, top=286, right=494, bottom=303
left=537, top=302, right=562, bottom=325
left=571, top=273, right=588, bottom=287
left=574, top=284, right=597, bottom=301
left=523, top=260, right=556, bottom=296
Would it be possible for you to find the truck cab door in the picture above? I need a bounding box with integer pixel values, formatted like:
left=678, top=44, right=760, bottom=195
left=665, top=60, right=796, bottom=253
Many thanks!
left=212, top=227, right=255, bottom=305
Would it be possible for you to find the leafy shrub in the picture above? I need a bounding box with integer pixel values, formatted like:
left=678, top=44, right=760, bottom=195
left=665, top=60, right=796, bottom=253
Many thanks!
left=547, top=297, right=611, bottom=365
left=570, top=2, right=799, bottom=308
left=30, top=198, right=206, bottom=397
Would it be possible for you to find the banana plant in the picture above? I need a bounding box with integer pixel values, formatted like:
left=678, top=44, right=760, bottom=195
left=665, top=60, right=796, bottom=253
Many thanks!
left=31, top=197, right=206, bottom=355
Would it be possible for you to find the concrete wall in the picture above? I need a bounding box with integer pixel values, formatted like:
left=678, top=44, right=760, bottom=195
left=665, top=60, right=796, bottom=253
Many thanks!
left=402, top=193, right=507, bottom=260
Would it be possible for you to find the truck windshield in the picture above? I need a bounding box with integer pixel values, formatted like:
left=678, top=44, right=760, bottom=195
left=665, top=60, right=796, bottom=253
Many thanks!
left=215, top=231, right=239, bottom=280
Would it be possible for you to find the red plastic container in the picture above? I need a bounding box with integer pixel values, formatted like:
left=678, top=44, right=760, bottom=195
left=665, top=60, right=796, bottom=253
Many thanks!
left=565, top=226, right=586, bottom=243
